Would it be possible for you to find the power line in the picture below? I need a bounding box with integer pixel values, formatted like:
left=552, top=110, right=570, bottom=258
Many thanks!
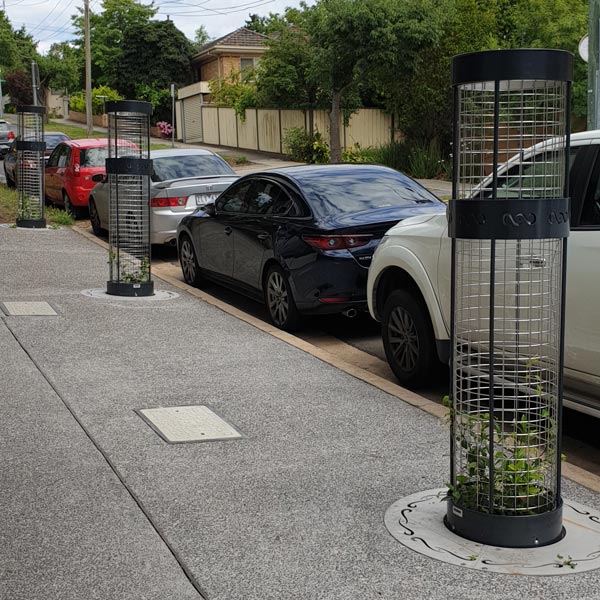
left=157, top=0, right=274, bottom=17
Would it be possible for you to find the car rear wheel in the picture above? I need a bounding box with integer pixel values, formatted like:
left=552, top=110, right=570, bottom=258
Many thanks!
left=264, top=265, right=301, bottom=331
left=88, top=198, right=104, bottom=236
left=4, top=167, right=15, bottom=188
left=63, top=191, right=85, bottom=219
left=382, top=289, right=441, bottom=388
left=179, top=235, right=202, bottom=287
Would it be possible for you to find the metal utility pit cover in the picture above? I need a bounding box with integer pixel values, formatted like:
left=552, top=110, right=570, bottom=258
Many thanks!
left=2, top=302, right=57, bottom=316
left=137, top=405, right=242, bottom=444
left=385, top=488, right=600, bottom=575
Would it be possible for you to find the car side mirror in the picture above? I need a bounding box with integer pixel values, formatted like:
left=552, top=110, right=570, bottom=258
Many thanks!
left=202, top=202, right=216, bottom=216
left=91, top=173, right=106, bottom=183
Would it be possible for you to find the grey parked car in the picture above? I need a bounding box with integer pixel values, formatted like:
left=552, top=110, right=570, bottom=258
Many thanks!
left=88, top=149, right=238, bottom=245
left=0, top=119, right=15, bottom=159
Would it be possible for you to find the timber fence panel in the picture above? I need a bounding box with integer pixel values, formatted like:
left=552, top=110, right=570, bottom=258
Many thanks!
left=219, top=108, right=238, bottom=147
left=201, top=106, right=220, bottom=145
left=237, top=109, right=259, bottom=150
left=346, top=109, right=392, bottom=149
left=257, top=110, right=281, bottom=153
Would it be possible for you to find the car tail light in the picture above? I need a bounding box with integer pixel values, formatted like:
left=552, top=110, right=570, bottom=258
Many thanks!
left=150, top=196, right=188, bottom=208
left=8, top=131, right=14, bottom=140
left=73, top=163, right=80, bottom=176
left=302, top=235, right=372, bottom=250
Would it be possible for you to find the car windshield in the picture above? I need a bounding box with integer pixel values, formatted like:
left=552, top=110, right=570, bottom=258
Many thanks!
left=151, top=154, right=234, bottom=182
left=297, top=168, right=439, bottom=216
left=0, top=123, right=10, bottom=132
left=80, top=147, right=109, bottom=167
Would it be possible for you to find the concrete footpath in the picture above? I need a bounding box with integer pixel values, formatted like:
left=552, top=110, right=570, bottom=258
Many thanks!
left=2, top=226, right=600, bottom=599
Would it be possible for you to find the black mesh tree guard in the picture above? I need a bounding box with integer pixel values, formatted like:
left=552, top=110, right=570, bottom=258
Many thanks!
left=445, top=49, right=573, bottom=548
left=16, top=105, right=46, bottom=228
left=105, top=100, right=153, bottom=297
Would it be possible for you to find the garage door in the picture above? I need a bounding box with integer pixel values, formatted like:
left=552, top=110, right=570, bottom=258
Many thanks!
left=182, top=96, right=203, bottom=143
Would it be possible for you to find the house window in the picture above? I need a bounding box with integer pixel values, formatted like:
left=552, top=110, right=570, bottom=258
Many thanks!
left=240, top=57, right=258, bottom=71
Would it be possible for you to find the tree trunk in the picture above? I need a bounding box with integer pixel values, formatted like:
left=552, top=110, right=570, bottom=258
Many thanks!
left=307, top=107, right=314, bottom=140
left=329, top=90, right=342, bottom=163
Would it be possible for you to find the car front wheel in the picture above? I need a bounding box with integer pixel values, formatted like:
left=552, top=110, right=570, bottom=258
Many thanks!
left=264, top=265, right=300, bottom=331
left=179, top=234, right=202, bottom=287
left=382, top=289, right=441, bottom=388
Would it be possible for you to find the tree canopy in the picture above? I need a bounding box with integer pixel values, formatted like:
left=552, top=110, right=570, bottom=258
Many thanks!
left=117, top=19, right=194, bottom=98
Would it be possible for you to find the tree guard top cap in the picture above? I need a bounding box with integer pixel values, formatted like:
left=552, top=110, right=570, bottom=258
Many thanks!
left=17, top=105, right=45, bottom=114
left=105, top=100, right=153, bottom=116
left=452, top=48, right=574, bottom=87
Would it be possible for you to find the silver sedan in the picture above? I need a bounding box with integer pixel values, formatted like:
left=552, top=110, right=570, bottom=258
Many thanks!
left=88, top=149, right=238, bottom=245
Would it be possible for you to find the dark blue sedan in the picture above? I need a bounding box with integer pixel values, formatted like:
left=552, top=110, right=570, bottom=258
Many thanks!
left=177, top=164, right=445, bottom=330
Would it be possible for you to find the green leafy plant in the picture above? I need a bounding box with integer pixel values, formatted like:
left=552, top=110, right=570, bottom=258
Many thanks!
left=69, top=86, right=123, bottom=115
left=556, top=554, right=577, bottom=569
left=209, top=70, right=257, bottom=121
left=46, top=207, right=75, bottom=226
left=407, top=140, right=448, bottom=179
left=342, top=144, right=378, bottom=164
left=448, top=358, right=556, bottom=515
left=283, top=127, right=330, bottom=164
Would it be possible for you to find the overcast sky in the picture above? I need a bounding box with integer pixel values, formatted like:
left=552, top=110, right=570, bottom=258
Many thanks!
left=3, top=0, right=309, bottom=54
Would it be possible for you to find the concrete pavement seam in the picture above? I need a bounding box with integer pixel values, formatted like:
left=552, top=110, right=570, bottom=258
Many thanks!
left=73, top=224, right=600, bottom=496
left=2, top=317, right=209, bottom=600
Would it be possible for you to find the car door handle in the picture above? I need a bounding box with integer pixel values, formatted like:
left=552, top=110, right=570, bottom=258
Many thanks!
left=257, top=232, right=269, bottom=240
left=224, top=226, right=233, bottom=235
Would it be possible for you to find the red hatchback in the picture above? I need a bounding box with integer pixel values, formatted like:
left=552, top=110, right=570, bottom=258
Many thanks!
left=45, top=139, right=112, bottom=218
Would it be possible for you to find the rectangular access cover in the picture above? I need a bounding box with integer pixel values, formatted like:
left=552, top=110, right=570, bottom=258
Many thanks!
left=136, top=405, right=242, bottom=444
left=1, top=301, right=57, bottom=316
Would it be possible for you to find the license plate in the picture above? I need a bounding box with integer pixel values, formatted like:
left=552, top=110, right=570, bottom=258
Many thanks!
left=196, top=193, right=218, bottom=206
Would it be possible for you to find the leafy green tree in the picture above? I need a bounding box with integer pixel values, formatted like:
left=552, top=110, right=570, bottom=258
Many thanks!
left=307, top=0, right=394, bottom=161
left=194, top=25, right=210, bottom=49
left=256, top=23, right=323, bottom=136
left=39, top=42, right=81, bottom=92
left=117, top=19, right=194, bottom=98
left=72, top=0, right=157, bottom=89
left=209, top=69, right=257, bottom=120
left=0, top=12, right=19, bottom=73
left=245, top=12, right=290, bottom=35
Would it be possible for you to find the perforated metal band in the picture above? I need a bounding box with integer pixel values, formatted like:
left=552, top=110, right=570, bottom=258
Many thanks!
left=105, top=157, right=152, bottom=176
left=448, top=198, right=570, bottom=239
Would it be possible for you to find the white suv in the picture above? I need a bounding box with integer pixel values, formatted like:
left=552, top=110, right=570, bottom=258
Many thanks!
left=367, top=130, right=600, bottom=417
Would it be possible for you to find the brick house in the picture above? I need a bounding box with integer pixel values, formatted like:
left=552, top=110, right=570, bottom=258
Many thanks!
left=193, top=27, right=268, bottom=93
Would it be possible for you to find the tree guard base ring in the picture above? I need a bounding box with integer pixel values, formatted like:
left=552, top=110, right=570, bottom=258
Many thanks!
left=445, top=498, right=565, bottom=548
left=16, top=218, right=47, bottom=229
left=106, top=281, right=154, bottom=297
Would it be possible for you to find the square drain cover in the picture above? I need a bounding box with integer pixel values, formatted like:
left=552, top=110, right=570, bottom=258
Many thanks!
left=2, top=301, right=57, bottom=316
left=137, top=405, right=242, bottom=444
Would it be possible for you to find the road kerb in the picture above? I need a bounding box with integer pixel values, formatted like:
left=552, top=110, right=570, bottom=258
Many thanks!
left=73, top=224, right=600, bottom=495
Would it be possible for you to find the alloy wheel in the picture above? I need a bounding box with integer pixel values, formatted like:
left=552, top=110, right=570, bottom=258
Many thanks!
left=180, top=239, right=197, bottom=283
left=387, top=306, right=420, bottom=372
left=267, top=271, right=289, bottom=326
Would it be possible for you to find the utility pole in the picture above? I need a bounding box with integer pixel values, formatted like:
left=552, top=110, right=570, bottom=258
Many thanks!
left=84, top=0, right=93, bottom=136
left=31, top=61, right=37, bottom=105
left=0, top=71, right=4, bottom=119
left=171, top=83, right=175, bottom=148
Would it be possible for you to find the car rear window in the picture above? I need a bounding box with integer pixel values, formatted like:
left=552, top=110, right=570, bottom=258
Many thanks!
left=298, top=168, right=439, bottom=216
left=80, top=147, right=109, bottom=167
left=0, top=123, right=10, bottom=132
left=151, top=154, right=234, bottom=182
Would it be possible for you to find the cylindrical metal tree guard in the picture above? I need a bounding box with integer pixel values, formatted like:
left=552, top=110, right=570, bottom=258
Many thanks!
left=16, top=105, right=46, bottom=228
left=105, top=100, right=153, bottom=297
left=446, top=49, right=573, bottom=548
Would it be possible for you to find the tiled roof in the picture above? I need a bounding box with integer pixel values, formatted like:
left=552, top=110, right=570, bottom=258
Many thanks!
left=198, top=27, right=268, bottom=53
